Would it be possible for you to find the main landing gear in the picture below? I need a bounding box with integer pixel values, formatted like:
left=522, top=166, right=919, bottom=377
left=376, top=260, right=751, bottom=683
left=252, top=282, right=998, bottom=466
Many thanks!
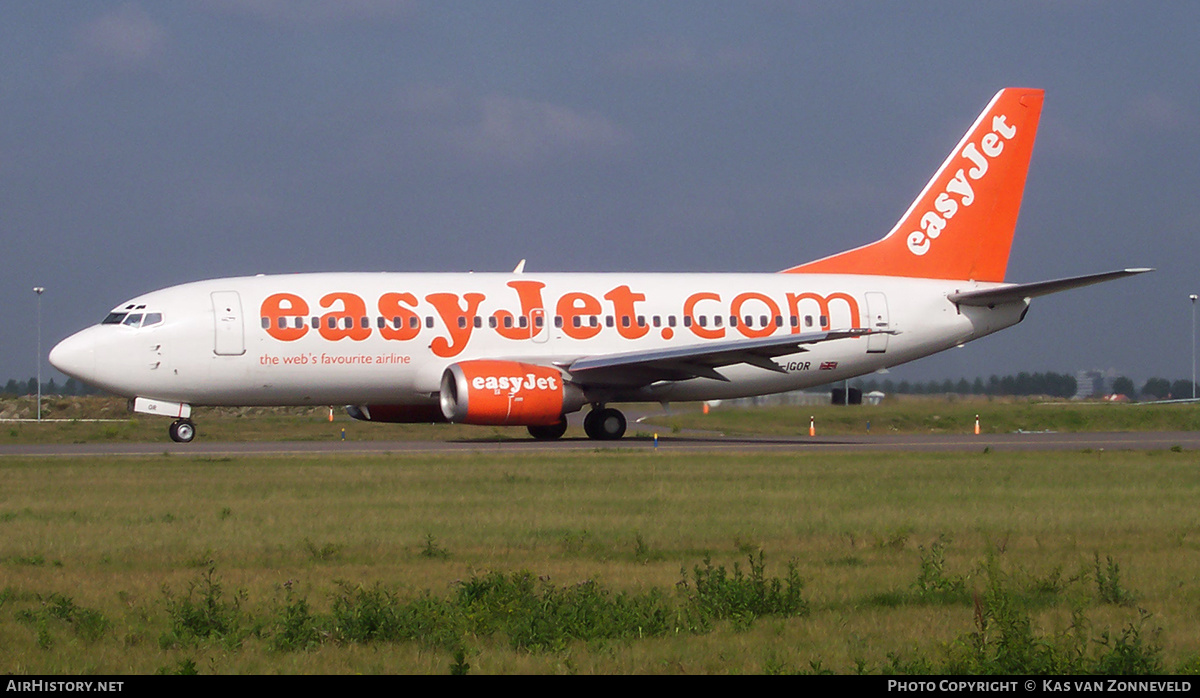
left=525, top=407, right=628, bottom=441
left=527, top=416, right=569, bottom=441
left=583, top=406, right=626, bottom=441
left=169, top=418, right=196, bottom=443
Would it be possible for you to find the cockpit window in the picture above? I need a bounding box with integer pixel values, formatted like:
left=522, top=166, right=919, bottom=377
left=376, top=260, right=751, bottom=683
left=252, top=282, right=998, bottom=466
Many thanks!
left=103, top=311, right=163, bottom=328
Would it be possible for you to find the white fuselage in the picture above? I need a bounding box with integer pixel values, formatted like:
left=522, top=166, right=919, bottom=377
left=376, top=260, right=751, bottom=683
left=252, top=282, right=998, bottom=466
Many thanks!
left=50, top=271, right=1026, bottom=409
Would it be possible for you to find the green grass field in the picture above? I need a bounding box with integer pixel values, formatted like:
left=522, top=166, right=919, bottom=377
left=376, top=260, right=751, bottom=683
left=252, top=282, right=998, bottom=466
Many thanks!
left=2, top=446, right=1199, bottom=674
left=3, top=395, right=1200, bottom=444
left=652, top=398, right=1200, bottom=437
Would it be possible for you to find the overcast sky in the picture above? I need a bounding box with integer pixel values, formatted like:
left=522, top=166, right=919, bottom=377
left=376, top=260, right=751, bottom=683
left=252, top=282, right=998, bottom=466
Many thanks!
left=2, top=1, right=1197, bottom=389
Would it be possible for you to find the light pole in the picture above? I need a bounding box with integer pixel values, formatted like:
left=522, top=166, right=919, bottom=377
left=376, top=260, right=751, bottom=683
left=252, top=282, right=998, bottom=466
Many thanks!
left=34, top=286, right=44, bottom=421
left=1191, top=294, right=1197, bottom=401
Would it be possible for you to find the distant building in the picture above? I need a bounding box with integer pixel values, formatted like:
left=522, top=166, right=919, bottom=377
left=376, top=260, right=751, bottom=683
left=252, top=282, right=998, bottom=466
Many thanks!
left=1073, top=369, right=1117, bottom=400
left=830, top=387, right=863, bottom=405
left=724, top=389, right=844, bottom=407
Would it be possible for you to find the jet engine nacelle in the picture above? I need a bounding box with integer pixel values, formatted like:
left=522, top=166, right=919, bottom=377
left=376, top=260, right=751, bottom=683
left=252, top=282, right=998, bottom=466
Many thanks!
left=439, top=360, right=584, bottom=426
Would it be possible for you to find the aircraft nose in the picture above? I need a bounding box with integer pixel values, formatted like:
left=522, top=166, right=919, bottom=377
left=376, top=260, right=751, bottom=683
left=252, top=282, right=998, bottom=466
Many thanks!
left=49, top=329, right=96, bottom=382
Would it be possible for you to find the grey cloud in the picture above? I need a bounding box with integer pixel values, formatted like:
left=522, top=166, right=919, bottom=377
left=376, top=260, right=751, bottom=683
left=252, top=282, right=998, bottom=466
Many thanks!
left=61, top=4, right=168, bottom=79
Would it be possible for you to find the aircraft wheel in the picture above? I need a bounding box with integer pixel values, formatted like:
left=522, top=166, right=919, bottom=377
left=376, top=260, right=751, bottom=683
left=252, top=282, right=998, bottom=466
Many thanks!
left=583, top=408, right=601, bottom=439
left=527, top=417, right=568, bottom=441
left=585, top=407, right=626, bottom=440
left=169, top=419, right=196, bottom=443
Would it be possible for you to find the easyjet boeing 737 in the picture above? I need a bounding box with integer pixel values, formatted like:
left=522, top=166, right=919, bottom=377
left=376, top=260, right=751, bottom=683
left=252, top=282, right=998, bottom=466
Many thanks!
left=49, top=88, right=1149, bottom=443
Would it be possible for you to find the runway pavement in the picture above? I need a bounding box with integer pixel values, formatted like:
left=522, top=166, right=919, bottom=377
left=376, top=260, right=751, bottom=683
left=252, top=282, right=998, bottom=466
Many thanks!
left=3, top=430, right=1199, bottom=458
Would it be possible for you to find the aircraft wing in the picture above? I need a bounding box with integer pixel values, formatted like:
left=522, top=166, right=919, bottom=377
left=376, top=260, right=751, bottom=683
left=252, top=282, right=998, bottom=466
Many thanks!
left=948, top=268, right=1153, bottom=307
left=562, top=328, right=873, bottom=387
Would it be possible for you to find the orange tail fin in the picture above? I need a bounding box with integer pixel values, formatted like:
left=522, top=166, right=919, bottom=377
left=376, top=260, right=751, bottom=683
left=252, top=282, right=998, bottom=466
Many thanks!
left=783, top=88, right=1044, bottom=282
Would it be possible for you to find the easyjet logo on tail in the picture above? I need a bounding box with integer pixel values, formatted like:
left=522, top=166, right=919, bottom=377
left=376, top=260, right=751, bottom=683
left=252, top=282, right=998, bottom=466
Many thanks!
left=907, top=114, right=1018, bottom=257
left=781, top=88, right=1044, bottom=282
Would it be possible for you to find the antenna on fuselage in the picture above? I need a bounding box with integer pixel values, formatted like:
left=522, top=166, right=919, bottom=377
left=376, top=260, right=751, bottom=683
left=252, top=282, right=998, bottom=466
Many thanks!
left=512, top=259, right=526, bottom=274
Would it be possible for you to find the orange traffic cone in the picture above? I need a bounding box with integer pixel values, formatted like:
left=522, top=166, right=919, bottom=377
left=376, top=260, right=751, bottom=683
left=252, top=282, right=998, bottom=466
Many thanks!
left=809, top=416, right=815, bottom=437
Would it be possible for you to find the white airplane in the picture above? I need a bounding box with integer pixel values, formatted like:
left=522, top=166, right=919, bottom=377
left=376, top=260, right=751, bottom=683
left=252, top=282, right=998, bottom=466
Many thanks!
left=49, top=88, right=1149, bottom=443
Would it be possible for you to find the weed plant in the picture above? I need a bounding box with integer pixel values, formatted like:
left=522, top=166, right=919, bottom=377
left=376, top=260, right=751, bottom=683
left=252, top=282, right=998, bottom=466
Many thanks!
left=1094, top=553, right=1135, bottom=605
left=15, top=593, right=109, bottom=646
left=181, top=554, right=804, bottom=655
left=913, top=535, right=969, bottom=604
left=682, top=552, right=807, bottom=631
left=944, top=557, right=1162, bottom=674
left=160, top=563, right=246, bottom=649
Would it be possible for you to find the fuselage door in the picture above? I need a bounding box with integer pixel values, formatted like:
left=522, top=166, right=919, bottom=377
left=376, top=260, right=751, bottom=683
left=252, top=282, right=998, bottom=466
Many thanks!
left=864, top=291, right=889, bottom=354
left=211, top=291, right=246, bottom=356
left=530, top=308, right=548, bottom=344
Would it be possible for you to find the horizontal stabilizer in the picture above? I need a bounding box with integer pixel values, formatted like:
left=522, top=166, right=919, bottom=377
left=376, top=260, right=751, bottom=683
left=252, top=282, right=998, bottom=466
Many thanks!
left=948, top=268, right=1153, bottom=307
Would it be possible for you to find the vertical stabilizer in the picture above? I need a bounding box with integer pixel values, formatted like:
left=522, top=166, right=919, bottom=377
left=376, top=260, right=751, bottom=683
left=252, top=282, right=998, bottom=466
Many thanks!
left=783, top=88, right=1044, bottom=282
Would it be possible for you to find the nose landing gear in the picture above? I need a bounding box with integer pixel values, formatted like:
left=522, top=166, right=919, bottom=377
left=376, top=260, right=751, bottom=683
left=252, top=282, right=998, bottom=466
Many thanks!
left=168, top=419, right=196, bottom=443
